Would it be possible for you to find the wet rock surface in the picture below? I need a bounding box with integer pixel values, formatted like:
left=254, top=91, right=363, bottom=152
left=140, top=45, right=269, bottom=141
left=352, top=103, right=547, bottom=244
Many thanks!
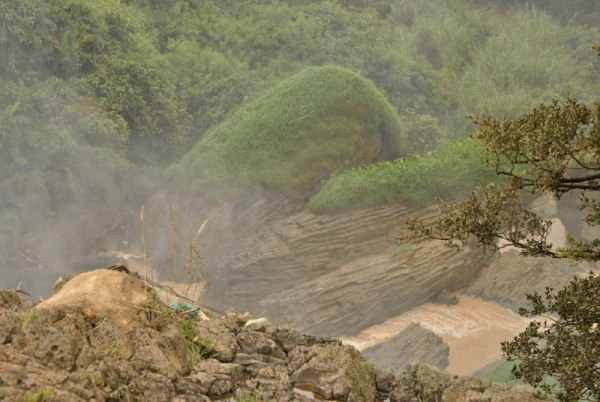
left=465, top=250, right=584, bottom=312
left=362, top=323, right=450, bottom=372
left=0, top=271, right=552, bottom=401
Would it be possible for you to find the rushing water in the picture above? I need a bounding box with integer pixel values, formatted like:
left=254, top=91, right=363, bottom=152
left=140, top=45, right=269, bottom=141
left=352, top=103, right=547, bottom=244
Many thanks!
left=340, top=295, right=532, bottom=376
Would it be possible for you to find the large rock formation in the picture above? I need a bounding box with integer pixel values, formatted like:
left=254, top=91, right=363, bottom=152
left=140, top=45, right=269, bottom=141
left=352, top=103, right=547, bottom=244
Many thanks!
left=124, top=190, right=486, bottom=337
left=37, top=270, right=150, bottom=331
left=361, top=323, right=450, bottom=372
left=256, top=240, right=481, bottom=337
left=465, top=250, right=585, bottom=312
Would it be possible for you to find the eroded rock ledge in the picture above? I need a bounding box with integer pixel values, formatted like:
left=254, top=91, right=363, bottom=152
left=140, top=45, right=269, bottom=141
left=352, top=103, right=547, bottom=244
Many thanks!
left=465, top=250, right=585, bottom=312
left=127, top=190, right=486, bottom=337
left=0, top=271, right=551, bottom=402
left=362, top=323, right=450, bottom=373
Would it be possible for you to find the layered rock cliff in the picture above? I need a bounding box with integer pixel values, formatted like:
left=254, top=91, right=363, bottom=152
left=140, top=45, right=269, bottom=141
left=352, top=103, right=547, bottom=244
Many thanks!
left=465, top=250, right=586, bottom=312
left=124, top=190, right=486, bottom=337
left=256, top=241, right=481, bottom=337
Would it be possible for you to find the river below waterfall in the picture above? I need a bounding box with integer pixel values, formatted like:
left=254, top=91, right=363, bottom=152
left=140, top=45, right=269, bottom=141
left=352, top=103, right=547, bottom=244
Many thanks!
left=340, top=295, right=532, bottom=376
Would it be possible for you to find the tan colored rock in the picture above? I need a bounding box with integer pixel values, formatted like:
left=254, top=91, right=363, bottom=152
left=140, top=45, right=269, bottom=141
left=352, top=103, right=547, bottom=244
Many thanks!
left=37, top=269, right=151, bottom=331
left=188, top=359, right=244, bottom=398
left=245, top=317, right=274, bottom=332
left=193, top=315, right=241, bottom=363
left=130, top=326, right=189, bottom=379
left=0, top=311, right=21, bottom=344
left=0, top=289, right=22, bottom=308
left=138, top=372, right=175, bottom=402
left=89, top=320, right=135, bottom=359
left=395, top=362, right=455, bottom=401
left=442, top=378, right=552, bottom=402
left=392, top=362, right=551, bottom=402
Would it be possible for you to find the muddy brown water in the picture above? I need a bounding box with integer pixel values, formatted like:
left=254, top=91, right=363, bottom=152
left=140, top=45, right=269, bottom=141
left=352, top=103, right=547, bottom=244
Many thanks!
left=340, top=295, right=532, bottom=376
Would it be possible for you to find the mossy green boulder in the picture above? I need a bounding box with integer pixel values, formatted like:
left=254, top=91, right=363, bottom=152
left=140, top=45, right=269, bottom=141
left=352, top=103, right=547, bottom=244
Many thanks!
left=308, top=138, right=498, bottom=213
left=168, top=65, right=406, bottom=199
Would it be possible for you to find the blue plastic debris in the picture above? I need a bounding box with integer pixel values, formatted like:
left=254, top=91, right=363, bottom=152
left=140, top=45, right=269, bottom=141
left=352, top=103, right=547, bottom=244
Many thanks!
left=171, top=301, right=199, bottom=318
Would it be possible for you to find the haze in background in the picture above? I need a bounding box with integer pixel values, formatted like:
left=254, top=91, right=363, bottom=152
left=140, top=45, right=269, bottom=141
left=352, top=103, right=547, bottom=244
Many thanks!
left=0, top=0, right=597, bottom=307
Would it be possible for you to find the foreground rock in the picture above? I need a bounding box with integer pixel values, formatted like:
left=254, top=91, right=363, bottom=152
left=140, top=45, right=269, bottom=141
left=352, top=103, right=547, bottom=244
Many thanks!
left=395, top=362, right=552, bottom=402
left=465, top=250, right=585, bottom=312
left=0, top=270, right=552, bottom=401
left=37, top=270, right=150, bottom=331
left=362, top=323, right=449, bottom=372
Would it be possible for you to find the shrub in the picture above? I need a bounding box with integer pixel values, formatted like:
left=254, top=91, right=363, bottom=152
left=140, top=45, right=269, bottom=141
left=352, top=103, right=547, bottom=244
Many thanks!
left=168, top=65, right=406, bottom=199
left=400, top=110, right=444, bottom=155
left=309, top=138, right=498, bottom=213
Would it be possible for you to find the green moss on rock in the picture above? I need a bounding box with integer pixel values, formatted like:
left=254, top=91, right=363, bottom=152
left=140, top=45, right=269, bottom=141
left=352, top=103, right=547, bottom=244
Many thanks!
left=309, top=138, right=498, bottom=213
left=168, top=65, right=405, bottom=199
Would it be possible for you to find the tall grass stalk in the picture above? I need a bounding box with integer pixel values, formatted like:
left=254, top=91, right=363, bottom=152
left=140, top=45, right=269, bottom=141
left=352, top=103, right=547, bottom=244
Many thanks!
left=169, top=201, right=177, bottom=291
left=140, top=204, right=149, bottom=294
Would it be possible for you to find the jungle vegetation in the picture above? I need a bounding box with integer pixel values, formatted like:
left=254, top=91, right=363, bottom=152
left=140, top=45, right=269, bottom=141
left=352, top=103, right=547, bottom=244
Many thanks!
left=168, top=65, right=406, bottom=199
left=1, top=0, right=599, bottom=258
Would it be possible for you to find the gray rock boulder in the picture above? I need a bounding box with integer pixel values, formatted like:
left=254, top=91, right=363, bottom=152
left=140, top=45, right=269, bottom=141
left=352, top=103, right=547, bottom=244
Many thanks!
left=362, top=323, right=450, bottom=372
left=393, top=362, right=552, bottom=402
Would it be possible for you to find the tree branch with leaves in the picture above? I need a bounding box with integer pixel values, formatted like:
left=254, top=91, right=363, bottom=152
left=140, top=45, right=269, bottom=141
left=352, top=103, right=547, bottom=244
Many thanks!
left=403, top=45, right=600, bottom=401
left=405, top=47, right=600, bottom=262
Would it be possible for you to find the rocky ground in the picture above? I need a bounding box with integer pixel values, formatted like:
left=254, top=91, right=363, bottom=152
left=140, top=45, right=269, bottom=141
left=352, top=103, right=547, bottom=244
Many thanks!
left=1, top=190, right=590, bottom=399
left=0, top=269, right=552, bottom=401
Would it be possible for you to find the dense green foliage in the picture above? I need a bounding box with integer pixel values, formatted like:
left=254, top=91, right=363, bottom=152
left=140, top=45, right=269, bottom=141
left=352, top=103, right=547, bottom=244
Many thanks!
left=309, top=138, right=498, bottom=212
left=1, top=0, right=599, bottom=259
left=503, top=274, right=600, bottom=401
left=169, top=66, right=405, bottom=199
left=145, top=0, right=444, bottom=139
